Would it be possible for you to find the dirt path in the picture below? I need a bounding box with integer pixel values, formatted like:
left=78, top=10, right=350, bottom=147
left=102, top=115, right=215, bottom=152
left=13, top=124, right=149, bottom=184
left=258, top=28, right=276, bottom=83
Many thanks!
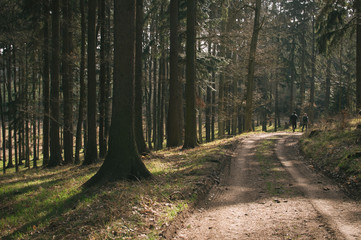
left=173, top=133, right=361, bottom=240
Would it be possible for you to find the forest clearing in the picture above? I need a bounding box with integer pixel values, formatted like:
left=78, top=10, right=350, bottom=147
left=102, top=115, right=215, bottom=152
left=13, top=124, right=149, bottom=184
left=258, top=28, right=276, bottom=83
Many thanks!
left=1, top=0, right=361, bottom=239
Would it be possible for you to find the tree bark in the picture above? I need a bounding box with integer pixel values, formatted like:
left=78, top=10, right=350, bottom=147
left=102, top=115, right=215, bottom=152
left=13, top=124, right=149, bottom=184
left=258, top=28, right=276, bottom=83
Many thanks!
left=325, top=58, right=331, bottom=112
left=134, top=0, right=149, bottom=154
left=83, top=0, right=98, bottom=165
left=75, top=0, right=86, bottom=164
left=356, top=0, right=361, bottom=110
left=167, top=0, right=183, bottom=147
left=62, top=0, right=74, bottom=164
left=183, top=0, right=198, bottom=148
left=244, top=0, right=261, bottom=132
left=42, top=0, right=50, bottom=165
left=48, top=0, right=63, bottom=167
left=85, top=0, right=151, bottom=186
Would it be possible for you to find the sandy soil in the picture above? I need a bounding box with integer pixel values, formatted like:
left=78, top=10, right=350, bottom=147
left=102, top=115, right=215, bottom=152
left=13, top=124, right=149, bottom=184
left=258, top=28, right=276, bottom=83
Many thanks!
left=172, top=133, right=361, bottom=240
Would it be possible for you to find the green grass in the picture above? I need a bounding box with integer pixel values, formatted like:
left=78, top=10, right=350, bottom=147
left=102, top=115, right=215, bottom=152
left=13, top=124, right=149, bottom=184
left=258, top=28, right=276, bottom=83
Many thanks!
left=300, top=118, right=361, bottom=197
left=0, top=137, right=239, bottom=240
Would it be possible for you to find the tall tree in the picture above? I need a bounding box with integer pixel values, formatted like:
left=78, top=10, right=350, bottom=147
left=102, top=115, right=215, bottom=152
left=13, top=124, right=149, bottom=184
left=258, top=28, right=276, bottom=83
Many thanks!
left=356, top=0, right=361, bottom=109
left=85, top=0, right=151, bottom=186
left=183, top=0, right=198, bottom=148
left=134, top=0, right=149, bottom=154
left=83, top=0, right=98, bottom=165
left=75, top=0, right=86, bottom=164
left=167, top=0, right=183, bottom=147
left=244, top=0, right=261, bottom=132
left=62, top=0, right=74, bottom=164
left=48, top=0, right=63, bottom=167
left=99, top=0, right=107, bottom=159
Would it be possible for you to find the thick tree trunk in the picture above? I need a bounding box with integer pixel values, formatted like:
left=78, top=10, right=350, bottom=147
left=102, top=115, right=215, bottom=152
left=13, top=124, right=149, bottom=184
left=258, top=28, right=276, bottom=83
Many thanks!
left=85, top=0, right=151, bottom=186
left=244, top=0, right=261, bottom=132
left=83, top=0, right=98, bottom=165
left=183, top=0, right=198, bottom=148
left=167, top=0, right=183, bottom=147
left=62, top=0, right=74, bottom=164
left=48, top=0, right=63, bottom=167
left=134, top=0, right=149, bottom=154
left=42, top=0, right=50, bottom=165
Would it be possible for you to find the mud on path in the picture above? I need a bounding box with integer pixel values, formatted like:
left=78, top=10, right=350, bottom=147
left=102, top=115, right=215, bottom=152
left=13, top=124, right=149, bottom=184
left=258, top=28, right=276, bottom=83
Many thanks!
left=173, top=133, right=361, bottom=240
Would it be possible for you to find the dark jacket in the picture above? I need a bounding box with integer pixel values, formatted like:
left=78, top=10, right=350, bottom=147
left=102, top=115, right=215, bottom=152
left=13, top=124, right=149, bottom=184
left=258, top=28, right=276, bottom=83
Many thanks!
left=290, top=114, right=298, bottom=123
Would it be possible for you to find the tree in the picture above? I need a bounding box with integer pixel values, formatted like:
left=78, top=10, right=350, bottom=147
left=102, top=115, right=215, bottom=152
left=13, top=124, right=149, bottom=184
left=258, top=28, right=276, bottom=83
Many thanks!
left=85, top=0, right=151, bottom=186
left=167, top=0, right=183, bottom=148
left=62, top=0, right=74, bottom=164
left=134, top=0, right=149, bottom=154
left=83, top=0, right=98, bottom=165
left=42, top=0, right=50, bottom=166
left=244, top=0, right=262, bottom=132
left=183, top=0, right=198, bottom=148
left=75, top=0, right=86, bottom=164
left=48, top=0, right=63, bottom=167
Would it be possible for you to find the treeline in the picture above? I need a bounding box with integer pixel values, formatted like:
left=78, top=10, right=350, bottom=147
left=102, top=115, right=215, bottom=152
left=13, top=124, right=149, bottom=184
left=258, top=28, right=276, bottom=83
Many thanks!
left=0, top=0, right=360, bottom=175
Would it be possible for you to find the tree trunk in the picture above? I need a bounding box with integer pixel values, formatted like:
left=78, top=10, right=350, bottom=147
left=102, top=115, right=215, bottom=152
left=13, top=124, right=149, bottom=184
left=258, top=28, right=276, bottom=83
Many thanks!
left=99, top=0, right=107, bottom=159
left=85, top=0, right=151, bottom=186
left=309, top=14, right=316, bottom=123
left=0, top=61, right=6, bottom=174
left=62, top=0, right=74, bottom=164
left=244, top=0, right=261, bottom=132
left=83, top=0, right=98, bottom=165
left=75, top=0, right=86, bottom=164
left=6, top=47, right=13, bottom=169
left=167, top=0, right=183, bottom=147
left=356, top=0, right=361, bottom=110
left=134, top=0, right=149, bottom=154
left=42, top=0, right=50, bottom=165
left=325, top=58, right=331, bottom=113
left=183, top=0, right=198, bottom=148
left=48, top=0, right=63, bottom=167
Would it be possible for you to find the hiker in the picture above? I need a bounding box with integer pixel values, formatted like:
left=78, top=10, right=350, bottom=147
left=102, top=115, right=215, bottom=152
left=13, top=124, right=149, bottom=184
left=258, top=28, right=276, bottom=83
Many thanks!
left=302, top=113, right=309, bottom=132
left=289, top=111, right=298, bottom=132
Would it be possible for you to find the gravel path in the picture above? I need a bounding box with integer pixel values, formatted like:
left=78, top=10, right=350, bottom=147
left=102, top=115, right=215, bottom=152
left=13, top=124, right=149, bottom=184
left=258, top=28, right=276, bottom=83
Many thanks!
left=173, top=133, right=361, bottom=240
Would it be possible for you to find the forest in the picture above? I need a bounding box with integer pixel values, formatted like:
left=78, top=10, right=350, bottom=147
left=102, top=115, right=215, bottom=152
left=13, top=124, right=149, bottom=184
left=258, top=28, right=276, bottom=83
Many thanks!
left=1, top=0, right=361, bottom=239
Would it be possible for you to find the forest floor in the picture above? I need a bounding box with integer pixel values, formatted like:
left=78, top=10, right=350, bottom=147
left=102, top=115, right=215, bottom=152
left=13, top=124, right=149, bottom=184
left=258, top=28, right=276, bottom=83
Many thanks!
left=172, top=132, right=361, bottom=240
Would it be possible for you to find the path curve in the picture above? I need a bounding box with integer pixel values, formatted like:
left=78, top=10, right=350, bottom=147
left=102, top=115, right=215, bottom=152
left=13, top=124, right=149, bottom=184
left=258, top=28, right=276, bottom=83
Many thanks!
left=173, top=133, right=361, bottom=239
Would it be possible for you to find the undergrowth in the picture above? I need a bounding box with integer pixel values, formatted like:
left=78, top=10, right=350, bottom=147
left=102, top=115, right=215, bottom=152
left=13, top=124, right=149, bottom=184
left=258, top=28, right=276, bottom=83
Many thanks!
left=300, top=116, right=361, bottom=199
left=0, top=137, right=239, bottom=240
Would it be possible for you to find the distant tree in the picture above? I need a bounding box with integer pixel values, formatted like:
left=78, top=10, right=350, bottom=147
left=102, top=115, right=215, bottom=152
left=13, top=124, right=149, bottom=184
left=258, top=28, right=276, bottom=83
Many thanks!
left=85, top=0, right=151, bottom=186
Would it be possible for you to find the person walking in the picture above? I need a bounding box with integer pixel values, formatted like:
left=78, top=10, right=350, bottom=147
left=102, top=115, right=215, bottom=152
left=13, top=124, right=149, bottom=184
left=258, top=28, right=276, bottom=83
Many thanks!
left=289, top=111, right=298, bottom=132
left=302, top=113, right=309, bottom=132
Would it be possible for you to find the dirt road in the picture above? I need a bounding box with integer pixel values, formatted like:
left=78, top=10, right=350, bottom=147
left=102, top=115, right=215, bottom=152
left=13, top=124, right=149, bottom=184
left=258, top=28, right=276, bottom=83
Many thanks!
left=173, top=133, right=361, bottom=240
